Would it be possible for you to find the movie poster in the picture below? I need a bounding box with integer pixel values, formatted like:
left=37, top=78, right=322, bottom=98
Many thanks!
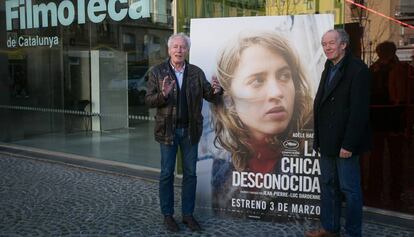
left=191, top=15, right=334, bottom=220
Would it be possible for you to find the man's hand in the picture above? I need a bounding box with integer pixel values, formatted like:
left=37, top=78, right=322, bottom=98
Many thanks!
left=162, top=76, right=175, bottom=98
left=212, top=75, right=222, bottom=94
left=339, top=148, right=352, bottom=158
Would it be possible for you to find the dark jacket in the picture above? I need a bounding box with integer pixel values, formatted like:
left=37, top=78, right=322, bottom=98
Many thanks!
left=145, top=59, right=220, bottom=145
left=313, top=52, right=371, bottom=156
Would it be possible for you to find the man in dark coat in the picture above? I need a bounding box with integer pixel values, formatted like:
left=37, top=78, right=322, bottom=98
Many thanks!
left=305, top=29, right=371, bottom=237
left=145, top=33, right=222, bottom=232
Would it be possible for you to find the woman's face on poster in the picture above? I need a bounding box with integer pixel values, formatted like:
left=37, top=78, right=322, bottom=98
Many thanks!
left=230, top=45, right=295, bottom=141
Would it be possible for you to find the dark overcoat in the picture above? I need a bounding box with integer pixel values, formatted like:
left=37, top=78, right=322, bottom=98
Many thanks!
left=313, top=52, right=372, bottom=156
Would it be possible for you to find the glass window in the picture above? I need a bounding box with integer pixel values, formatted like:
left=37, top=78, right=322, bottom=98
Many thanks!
left=0, top=0, right=173, bottom=168
left=346, top=0, right=414, bottom=216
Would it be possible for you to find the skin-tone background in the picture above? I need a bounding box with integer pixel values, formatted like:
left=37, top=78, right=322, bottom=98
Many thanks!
left=230, top=44, right=295, bottom=142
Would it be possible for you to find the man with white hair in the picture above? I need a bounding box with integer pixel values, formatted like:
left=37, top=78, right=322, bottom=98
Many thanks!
left=145, top=33, right=222, bottom=232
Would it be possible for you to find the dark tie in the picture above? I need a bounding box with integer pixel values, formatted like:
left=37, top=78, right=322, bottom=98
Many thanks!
left=325, top=66, right=337, bottom=90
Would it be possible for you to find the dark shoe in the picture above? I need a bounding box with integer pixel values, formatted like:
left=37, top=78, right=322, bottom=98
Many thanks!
left=164, top=215, right=179, bottom=232
left=305, top=228, right=339, bottom=237
left=182, top=215, right=202, bottom=231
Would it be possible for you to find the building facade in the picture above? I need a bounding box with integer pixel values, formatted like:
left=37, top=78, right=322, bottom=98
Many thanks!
left=0, top=0, right=413, bottom=217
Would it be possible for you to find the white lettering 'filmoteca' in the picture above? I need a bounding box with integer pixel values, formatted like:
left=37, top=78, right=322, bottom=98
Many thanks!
left=5, top=0, right=150, bottom=31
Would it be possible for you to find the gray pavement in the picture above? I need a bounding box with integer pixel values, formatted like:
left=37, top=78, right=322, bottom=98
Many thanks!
left=0, top=152, right=413, bottom=237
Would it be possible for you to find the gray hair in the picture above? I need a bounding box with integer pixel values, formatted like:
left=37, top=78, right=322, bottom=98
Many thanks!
left=324, top=29, right=350, bottom=45
left=167, top=33, right=191, bottom=49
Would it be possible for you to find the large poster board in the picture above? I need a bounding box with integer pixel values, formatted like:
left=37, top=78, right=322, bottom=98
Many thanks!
left=191, top=15, right=334, bottom=220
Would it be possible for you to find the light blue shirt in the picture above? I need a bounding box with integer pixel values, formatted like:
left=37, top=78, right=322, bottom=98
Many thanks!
left=170, top=63, right=185, bottom=89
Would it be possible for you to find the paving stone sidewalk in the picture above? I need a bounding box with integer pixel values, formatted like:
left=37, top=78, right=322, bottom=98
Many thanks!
left=0, top=153, right=413, bottom=237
